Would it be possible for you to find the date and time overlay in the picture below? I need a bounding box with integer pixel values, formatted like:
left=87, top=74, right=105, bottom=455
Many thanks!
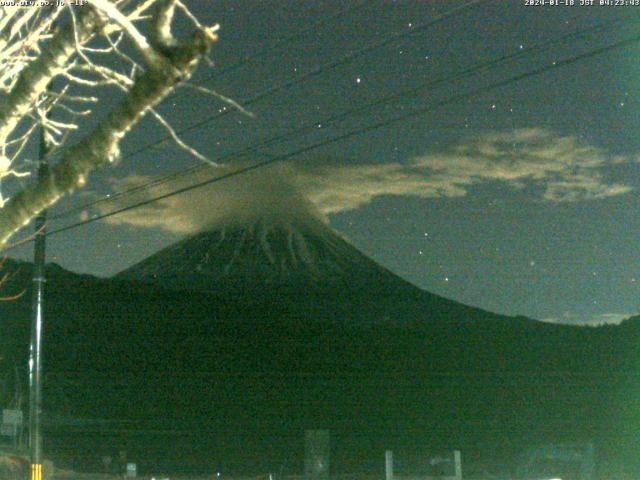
left=0, top=0, right=86, bottom=6
left=526, top=0, right=640, bottom=6
left=0, top=0, right=636, bottom=8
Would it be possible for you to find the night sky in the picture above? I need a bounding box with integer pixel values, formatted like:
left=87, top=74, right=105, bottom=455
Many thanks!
left=7, top=0, right=640, bottom=325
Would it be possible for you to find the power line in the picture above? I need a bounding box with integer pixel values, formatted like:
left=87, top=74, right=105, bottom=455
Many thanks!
left=186, top=0, right=372, bottom=83
left=121, top=0, right=488, bottom=158
left=47, top=0, right=492, bottom=221
left=48, top=0, right=490, bottom=222
left=48, top=15, right=632, bottom=222
left=160, top=0, right=372, bottom=107
left=35, top=34, right=640, bottom=243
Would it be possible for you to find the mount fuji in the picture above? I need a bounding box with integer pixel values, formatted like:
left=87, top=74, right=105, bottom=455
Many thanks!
left=113, top=198, right=494, bottom=327
left=0, top=190, right=637, bottom=474
left=116, top=215, right=406, bottom=292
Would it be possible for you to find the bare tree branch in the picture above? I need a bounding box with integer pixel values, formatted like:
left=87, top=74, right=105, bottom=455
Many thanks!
left=87, top=0, right=163, bottom=67
left=0, top=8, right=103, bottom=149
left=0, top=4, right=217, bottom=245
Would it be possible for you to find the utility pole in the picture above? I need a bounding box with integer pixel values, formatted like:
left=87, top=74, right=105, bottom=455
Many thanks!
left=29, top=117, right=50, bottom=480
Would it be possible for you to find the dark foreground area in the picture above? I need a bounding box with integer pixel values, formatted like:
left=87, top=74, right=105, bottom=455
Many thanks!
left=0, top=260, right=637, bottom=478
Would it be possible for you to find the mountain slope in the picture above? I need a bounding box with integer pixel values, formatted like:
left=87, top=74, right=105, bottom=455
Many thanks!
left=116, top=215, right=416, bottom=292
left=0, top=265, right=632, bottom=474
left=114, top=213, right=518, bottom=331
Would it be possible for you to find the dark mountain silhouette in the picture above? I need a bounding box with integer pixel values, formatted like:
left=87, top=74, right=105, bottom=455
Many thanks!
left=114, top=212, right=490, bottom=327
left=0, top=210, right=638, bottom=476
left=116, top=215, right=414, bottom=291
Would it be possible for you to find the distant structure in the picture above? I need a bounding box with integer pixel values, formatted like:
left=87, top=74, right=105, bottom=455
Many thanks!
left=304, top=430, right=330, bottom=480
left=385, top=449, right=461, bottom=480
left=517, top=443, right=595, bottom=480
left=0, top=409, right=22, bottom=449
left=385, top=450, right=394, bottom=480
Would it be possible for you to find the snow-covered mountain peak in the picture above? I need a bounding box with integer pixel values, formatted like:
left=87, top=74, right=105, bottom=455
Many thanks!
left=115, top=205, right=409, bottom=292
left=115, top=170, right=415, bottom=292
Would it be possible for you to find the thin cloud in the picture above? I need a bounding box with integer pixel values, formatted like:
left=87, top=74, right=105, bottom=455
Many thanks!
left=98, top=128, right=634, bottom=233
left=299, top=127, right=632, bottom=212
left=97, top=168, right=325, bottom=234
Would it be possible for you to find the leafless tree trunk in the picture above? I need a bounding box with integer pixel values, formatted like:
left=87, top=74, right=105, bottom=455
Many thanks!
left=0, top=1, right=219, bottom=246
